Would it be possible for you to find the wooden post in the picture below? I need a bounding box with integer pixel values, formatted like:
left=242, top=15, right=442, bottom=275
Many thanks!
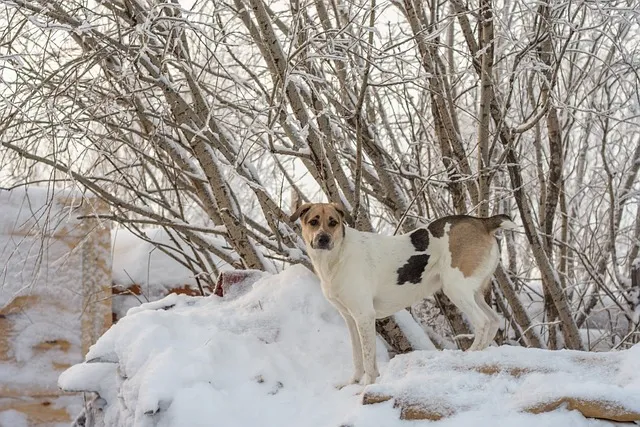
left=80, top=198, right=113, bottom=356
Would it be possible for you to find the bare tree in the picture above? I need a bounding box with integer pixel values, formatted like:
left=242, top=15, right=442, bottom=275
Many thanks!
left=1, top=0, right=639, bottom=351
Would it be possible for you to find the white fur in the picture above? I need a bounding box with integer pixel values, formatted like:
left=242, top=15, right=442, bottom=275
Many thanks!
left=305, top=222, right=506, bottom=387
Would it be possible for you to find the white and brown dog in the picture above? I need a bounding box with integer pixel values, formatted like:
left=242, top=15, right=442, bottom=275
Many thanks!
left=290, top=202, right=517, bottom=387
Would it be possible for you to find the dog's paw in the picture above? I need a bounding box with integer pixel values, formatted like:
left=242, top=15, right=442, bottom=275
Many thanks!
left=335, top=382, right=356, bottom=390
left=361, top=372, right=378, bottom=386
left=335, top=373, right=363, bottom=390
left=467, top=341, right=489, bottom=352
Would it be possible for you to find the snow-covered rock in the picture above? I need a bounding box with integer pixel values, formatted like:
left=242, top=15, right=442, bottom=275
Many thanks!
left=361, top=344, right=640, bottom=423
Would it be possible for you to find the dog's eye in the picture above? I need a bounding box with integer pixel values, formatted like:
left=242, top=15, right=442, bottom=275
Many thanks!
left=309, top=219, right=319, bottom=226
left=328, top=220, right=338, bottom=227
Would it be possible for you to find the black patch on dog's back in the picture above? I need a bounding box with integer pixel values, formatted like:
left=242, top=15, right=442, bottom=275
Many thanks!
left=409, top=228, right=430, bottom=251
left=396, top=254, right=430, bottom=285
left=427, top=218, right=448, bottom=238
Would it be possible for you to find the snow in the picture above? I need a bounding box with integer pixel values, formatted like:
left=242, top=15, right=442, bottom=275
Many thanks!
left=347, top=404, right=619, bottom=427
left=59, top=264, right=640, bottom=427
left=392, top=310, right=436, bottom=351
left=0, top=410, right=29, bottom=427
left=363, top=345, right=640, bottom=420
left=111, top=227, right=235, bottom=292
left=27, top=16, right=73, bottom=32
left=60, top=265, right=384, bottom=427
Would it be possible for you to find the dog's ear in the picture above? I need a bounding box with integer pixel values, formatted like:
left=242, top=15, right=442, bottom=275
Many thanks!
left=290, top=203, right=313, bottom=223
left=290, top=189, right=302, bottom=218
left=331, top=202, right=354, bottom=227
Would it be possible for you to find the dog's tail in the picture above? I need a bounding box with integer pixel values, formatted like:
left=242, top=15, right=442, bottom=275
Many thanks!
left=482, top=214, right=518, bottom=234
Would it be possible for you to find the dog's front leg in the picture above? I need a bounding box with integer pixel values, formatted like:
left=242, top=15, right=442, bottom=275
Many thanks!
left=328, top=294, right=364, bottom=387
left=341, top=312, right=364, bottom=383
left=334, top=311, right=364, bottom=388
left=354, top=313, right=379, bottom=386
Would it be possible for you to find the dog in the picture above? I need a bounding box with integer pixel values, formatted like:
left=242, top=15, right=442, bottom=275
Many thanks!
left=290, top=202, right=517, bottom=387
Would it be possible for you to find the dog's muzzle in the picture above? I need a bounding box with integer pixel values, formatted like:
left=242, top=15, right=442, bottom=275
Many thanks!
left=313, top=233, right=333, bottom=250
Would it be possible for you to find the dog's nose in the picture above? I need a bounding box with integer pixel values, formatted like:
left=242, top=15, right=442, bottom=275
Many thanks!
left=316, top=233, right=331, bottom=249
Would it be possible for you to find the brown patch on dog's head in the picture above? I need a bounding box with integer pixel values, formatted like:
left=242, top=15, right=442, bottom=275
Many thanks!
left=290, top=203, right=347, bottom=251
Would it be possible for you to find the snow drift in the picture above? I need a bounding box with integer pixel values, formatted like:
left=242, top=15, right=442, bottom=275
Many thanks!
left=59, top=265, right=387, bottom=427
left=59, top=265, right=640, bottom=427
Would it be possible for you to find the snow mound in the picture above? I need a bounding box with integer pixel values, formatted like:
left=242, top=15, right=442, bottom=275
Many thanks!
left=59, top=265, right=640, bottom=427
left=59, top=265, right=388, bottom=427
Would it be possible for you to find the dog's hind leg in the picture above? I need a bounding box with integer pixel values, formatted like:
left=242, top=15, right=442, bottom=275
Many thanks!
left=442, top=281, right=492, bottom=351
left=474, top=284, right=500, bottom=349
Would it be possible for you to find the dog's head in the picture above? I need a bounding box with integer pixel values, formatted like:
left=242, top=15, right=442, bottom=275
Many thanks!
left=290, top=202, right=350, bottom=251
